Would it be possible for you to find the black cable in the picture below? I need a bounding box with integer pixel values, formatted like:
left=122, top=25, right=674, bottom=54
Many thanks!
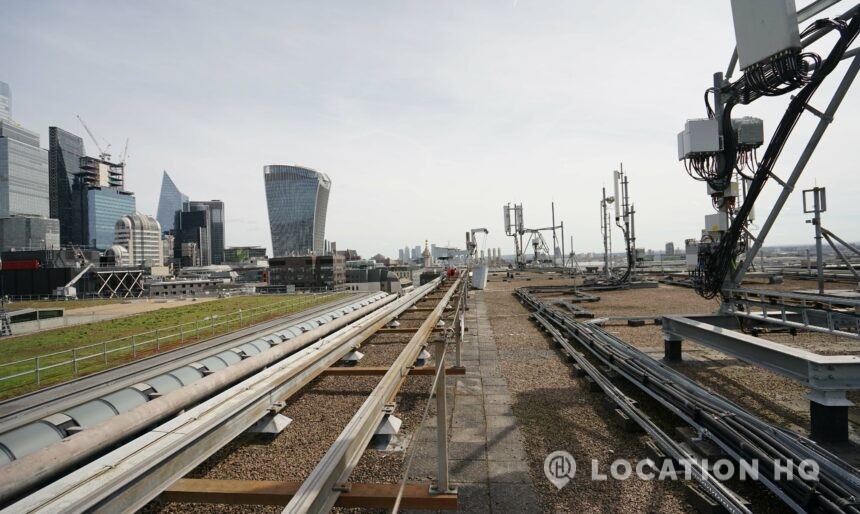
left=692, top=13, right=860, bottom=299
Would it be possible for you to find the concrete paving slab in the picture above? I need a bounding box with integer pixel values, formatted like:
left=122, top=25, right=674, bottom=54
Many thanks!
left=448, top=441, right=487, bottom=461
left=489, top=483, right=539, bottom=513
left=424, top=291, right=537, bottom=512
left=488, top=459, right=531, bottom=483
left=449, top=459, right=489, bottom=483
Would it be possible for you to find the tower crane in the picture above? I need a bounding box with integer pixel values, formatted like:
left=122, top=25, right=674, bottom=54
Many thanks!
left=76, top=115, right=112, bottom=162
left=118, top=138, right=129, bottom=166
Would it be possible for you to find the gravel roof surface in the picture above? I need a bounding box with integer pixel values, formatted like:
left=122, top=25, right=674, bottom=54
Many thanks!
left=484, top=275, right=692, bottom=513
left=483, top=270, right=860, bottom=511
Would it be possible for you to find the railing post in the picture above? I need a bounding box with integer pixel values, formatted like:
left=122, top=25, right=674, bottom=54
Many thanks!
left=196, top=319, right=200, bottom=339
left=156, top=328, right=161, bottom=351
left=35, top=357, right=41, bottom=385
left=103, top=341, right=108, bottom=365
left=132, top=334, right=137, bottom=358
left=180, top=324, right=184, bottom=345
left=433, top=336, right=452, bottom=495
left=72, top=348, right=78, bottom=376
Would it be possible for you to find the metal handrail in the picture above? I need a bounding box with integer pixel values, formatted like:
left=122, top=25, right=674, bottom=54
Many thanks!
left=0, top=292, right=342, bottom=391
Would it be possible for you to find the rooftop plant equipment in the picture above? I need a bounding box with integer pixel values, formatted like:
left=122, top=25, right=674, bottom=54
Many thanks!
left=677, top=0, right=860, bottom=299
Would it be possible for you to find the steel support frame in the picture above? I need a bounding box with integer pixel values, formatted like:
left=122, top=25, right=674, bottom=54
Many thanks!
left=662, top=315, right=860, bottom=394
left=3, top=282, right=440, bottom=513
left=731, top=54, right=860, bottom=287
left=663, top=314, right=858, bottom=441
left=721, top=287, right=860, bottom=339
left=284, top=276, right=461, bottom=513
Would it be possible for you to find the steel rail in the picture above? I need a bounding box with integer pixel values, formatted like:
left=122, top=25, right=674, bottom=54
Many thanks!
left=0, top=279, right=441, bottom=513
left=0, top=293, right=363, bottom=433
left=284, top=275, right=461, bottom=513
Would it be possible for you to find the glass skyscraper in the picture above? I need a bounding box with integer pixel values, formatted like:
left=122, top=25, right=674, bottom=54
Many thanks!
left=0, top=120, right=50, bottom=218
left=84, top=187, right=136, bottom=250
left=264, top=165, right=331, bottom=257
left=156, top=171, right=187, bottom=233
left=185, top=200, right=224, bottom=264
left=0, top=81, right=10, bottom=122
left=48, top=127, right=86, bottom=244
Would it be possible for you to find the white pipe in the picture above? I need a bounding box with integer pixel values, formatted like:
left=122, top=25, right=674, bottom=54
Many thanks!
left=0, top=294, right=402, bottom=504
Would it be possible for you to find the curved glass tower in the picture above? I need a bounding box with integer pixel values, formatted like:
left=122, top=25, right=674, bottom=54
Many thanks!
left=263, top=165, right=331, bottom=256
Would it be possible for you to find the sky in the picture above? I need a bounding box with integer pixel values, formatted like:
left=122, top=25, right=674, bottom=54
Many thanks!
left=1, top=1, right=858, bottom=258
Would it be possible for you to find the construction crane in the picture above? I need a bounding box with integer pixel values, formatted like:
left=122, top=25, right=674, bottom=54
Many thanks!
left=118, top=138, right=129, bottom=166
left=76, top=115, right=112, bottom=162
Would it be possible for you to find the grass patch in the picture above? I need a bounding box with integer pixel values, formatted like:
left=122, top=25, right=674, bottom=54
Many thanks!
left=0, top=292, right=351, bottom=399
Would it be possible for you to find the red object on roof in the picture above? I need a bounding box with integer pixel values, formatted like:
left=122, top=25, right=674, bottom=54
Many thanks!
left=1, top=259, right=42, bottom=270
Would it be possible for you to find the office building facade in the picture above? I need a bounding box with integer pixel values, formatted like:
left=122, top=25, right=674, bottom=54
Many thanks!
left=268, top=254, right=345, bottom=290
left=114, top=213, right=164, bottom=267
left=156, top=171, right=187, bottom=233
left=75, top=187, right=136, bottom=250
left=173, top=209, right=209, bottom=267
left=186, top=200, right=224, bottom=264
left=48, top=127, right=86, bottom=243
left=0, top=81, right=10, bottom=122
left=263, top=165, right=330, bottom=257
left=0, top=121, right=50, bottom=218
left=224, top=246, right=267, bottom=263
left=0, top=215, right=60, bottom=252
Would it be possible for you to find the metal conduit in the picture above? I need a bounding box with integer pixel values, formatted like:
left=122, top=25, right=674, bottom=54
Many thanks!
left=0, top=292, right=396, bottom=506
left=516, top=287, right=860, bottom=513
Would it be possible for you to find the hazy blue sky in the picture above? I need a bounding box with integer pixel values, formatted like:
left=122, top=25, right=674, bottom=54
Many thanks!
left=2, top=1, right=857, bottom=258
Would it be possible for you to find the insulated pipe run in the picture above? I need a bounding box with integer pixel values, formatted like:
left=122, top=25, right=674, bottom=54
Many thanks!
left=0, top=294, right=398, bottom=506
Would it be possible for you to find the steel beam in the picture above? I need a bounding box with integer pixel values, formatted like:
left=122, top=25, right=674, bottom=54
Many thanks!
left=162, top=479, right=458, bottom=510
left=661, top=315, right=860, bottom=393
left=321, top=367, right=466, bottom=376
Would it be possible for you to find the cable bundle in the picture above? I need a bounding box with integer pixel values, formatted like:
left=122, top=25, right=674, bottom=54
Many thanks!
left=693, top=13, right=860, bottom=299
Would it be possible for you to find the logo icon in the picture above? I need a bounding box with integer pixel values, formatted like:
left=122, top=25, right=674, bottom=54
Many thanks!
left=544, top=450, right=576, bottom=489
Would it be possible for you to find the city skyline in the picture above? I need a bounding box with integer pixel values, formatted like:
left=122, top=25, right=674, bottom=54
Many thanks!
left=1, top=3, right=858, bottom=258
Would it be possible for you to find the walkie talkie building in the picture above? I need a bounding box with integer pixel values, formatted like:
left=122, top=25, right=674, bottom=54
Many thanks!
left=263, top=165, right=330, bottom=257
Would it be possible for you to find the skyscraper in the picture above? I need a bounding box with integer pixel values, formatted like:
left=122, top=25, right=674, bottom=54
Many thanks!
left=184, top=200, right=225, bottom=265
left=173, top=209, right=208, bottom=267
left=0, top=121, right=49, bottom=218
left=263, top=165, right=331, bottom=256
left=0, top=82, right=58, bottom=253
left=48, top=127, right=86, bottom=243
left=0, top=81, right=10, bottom=122
left=156, top=171, right=187, bottom=233
left=81, top=187, right=136, bottom=249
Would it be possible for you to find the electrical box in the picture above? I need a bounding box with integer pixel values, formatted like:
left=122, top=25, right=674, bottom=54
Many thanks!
left=705, top=212, right=730, bottom=233
left=677, top=132, right=687, bottom=160
left=730, top=0, right=800, bottom=70
left=685, top=239, right=699, bottom=271
left=731, top=116, right=764, bottom=147
left=707, top=181, right=739, bottom=197
left=678, top=118, right=721, bottom=160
